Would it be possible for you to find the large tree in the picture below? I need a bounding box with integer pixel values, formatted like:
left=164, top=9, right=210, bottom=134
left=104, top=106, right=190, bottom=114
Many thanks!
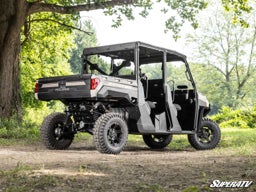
left=187, top=1, right=256, bottom=109
left=0, top=0, right=252, bottom=118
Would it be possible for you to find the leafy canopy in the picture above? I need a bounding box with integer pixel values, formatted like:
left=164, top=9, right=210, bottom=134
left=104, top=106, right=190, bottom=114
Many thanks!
left=20, top=12, right=75, bottom=108
left=222, top=0, right=252, bottom=27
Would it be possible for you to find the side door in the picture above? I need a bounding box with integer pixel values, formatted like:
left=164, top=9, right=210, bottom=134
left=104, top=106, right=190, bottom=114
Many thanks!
left=165, top=55, right=197, bottom=132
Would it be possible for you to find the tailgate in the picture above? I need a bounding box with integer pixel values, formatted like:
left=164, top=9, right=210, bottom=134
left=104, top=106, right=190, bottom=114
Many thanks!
left=36, top=74, right=91, bottom=101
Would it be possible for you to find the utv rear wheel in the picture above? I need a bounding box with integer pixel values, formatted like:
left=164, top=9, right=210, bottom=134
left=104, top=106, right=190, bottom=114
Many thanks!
left=188, top=118, right=221, bottom=150
left=41, top=112, right=74, bottom=150
left=143, top=134, right=172, bottom=149
left=93, top=113, right=128, bottom=154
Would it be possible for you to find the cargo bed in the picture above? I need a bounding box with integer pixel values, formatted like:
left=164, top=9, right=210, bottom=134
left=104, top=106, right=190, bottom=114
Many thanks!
left=35, top=74, right=92, bottom=101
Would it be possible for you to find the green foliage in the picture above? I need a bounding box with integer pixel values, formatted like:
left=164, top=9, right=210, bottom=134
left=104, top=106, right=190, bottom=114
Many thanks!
left=140, top=63, right=162, bottom=79
left=186, top=2, right=256, bottom=110
left=222, top=0, right=252, bottom=27
left=24, top=102, right=65, bottom=125
left=27, top=0, right=252, bottom=41
left=20, top=12, right=75, bottom=108
left=162, top=0, right=208, bottom=39
left=0, top=116, right=39, bottom=141
left=189, top=63, right=226, bottom=113
left=0, top=102, right=65, bottom=145
left=212, top=106, right=256, bottom=128
left=104, top=0, right=207, bottom=40
left=69, top=20, right=98, bottom=74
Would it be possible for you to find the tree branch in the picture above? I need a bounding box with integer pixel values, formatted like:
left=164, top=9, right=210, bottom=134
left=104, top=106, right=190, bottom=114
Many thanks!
left=28, top=0, right=136, bottom=16
left=206, top=61, right=226, bottom=76
left=215, top=15, right=227, bottom=56
left=236, top=25, right=256, bottom=96
left=25, top=18, right=93, bottom=35
left=247, top=25, right=256, bottom=75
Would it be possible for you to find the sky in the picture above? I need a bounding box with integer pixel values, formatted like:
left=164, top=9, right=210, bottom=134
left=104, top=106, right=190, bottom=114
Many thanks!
left=80, top=5, right=193, bottom=57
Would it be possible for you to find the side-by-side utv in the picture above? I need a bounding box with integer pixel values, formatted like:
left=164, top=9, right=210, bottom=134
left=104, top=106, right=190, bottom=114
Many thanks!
left=35, top=42, right=221, bottom=154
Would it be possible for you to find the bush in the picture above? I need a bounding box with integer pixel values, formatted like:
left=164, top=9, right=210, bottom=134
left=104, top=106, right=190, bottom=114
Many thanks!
left=0, top=102, right=65, bottom=142
left=0, top=117, right=39, bottom=140
left=212, top=106, right=256, bottom=128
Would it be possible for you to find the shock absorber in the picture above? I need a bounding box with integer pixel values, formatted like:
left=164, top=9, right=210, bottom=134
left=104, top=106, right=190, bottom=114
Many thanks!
left=92, top=102, right=107, bottom=121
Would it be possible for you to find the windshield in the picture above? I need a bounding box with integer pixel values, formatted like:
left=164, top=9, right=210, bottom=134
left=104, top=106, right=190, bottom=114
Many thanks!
left=84, top=49, right=135, bottom=79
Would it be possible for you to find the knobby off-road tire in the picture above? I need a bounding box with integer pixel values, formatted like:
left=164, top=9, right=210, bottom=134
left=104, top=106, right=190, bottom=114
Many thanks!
left=188, top=118, right=221, bottom=150
left=143, top=134, right=172, bottom=149
left=93, top=113, right=128, bottom=154
left=41, top=112, right=74, bottom=150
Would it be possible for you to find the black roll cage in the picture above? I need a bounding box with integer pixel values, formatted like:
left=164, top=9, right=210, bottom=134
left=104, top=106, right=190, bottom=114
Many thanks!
left=82, top=41, right=196, bottom=89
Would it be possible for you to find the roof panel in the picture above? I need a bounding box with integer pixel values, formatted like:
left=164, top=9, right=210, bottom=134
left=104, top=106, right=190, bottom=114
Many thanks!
left=83, top=41, right=186, bottom=61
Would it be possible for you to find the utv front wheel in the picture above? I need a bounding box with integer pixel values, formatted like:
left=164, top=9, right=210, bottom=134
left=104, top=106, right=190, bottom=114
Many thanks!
left=41, top=112, right=74, bottom=150
left=188, top=118, right=221, bottom=150
left=93, top=113, right=128, bottom=154
left=143, top=134, right=172, bottom=149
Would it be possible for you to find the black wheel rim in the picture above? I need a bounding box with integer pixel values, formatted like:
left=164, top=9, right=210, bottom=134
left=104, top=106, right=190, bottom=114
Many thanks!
left=53, top=122, right=64, bottom=141
left=152, top=135, right=167, bottom=143
left=197, top=126, right=213, bottom=144
left=107, top=122, right=124, bottom=148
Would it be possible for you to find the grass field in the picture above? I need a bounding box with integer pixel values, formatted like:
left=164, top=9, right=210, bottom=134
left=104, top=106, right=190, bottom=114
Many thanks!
left=168, top=128, right=256, bottom=155
left=0, top=125, right=255, bottom=155
left=0, top=126, right=255, bottom=192
left=126, top=127, right=256, bottom=157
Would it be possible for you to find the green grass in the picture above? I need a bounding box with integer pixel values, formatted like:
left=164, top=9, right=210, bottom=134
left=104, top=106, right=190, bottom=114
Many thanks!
left=1, top=117, right=256, bottom=156
left=215, top=128, right=256, bottom=155
left=0, top=126, right=255, bottom=192
left=128, top=127, right=256, bottom=155
left=181, top=128, right=256, bottom=155
left=0, top=163, right=59, bottom=192
left=0, top=119, right=39, bottom=146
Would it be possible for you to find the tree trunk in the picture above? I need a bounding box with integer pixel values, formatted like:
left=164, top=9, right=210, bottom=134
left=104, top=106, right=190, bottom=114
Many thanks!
left=0, top=0, right=27, bottom=119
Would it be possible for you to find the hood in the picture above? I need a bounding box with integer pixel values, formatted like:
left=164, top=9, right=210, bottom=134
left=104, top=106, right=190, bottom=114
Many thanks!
left=198, top=92, right=210, bottom=108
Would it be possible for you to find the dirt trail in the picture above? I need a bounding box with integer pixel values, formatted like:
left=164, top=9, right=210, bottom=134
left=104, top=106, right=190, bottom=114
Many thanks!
left=0, top=142, right=255, bottom=191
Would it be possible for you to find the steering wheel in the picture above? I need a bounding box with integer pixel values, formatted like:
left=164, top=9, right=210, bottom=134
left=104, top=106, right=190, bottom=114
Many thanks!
left=140, top=73, right=147, bottom=81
